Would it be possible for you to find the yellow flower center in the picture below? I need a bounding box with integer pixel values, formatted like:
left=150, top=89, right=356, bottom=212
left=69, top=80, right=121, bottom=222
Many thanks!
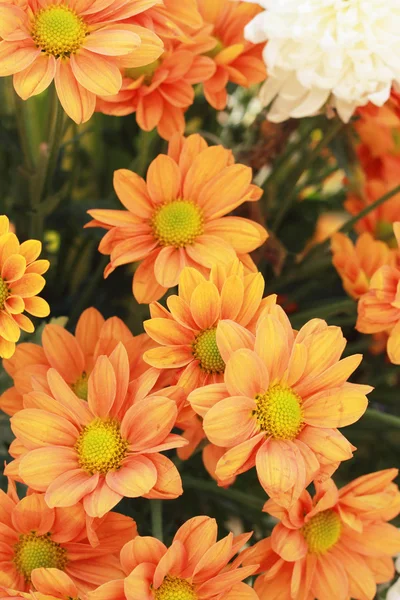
left=151, top=200, right=204, bottom=248
left=125, top=58, right=161, bottom=84
left=75, top=418, right=128, bottom=476
left=0, top=276, right=9, bottom=310
left=71, top=372, right=88, bottom=401
left=31, top=5, right=88, bottom=58
left=255, top=384, right=303, bottom=440
left=13, top=532, right=67, bottom=582
left=204, top=37, right=224, bottom=58
left=302, top=510, right=342, bottom=554
left=192, top=328, right=225, bottom=374
left=154, top=576, right=197, bottom=600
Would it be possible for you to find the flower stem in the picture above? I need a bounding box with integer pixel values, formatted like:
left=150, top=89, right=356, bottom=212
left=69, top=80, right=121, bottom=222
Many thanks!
left=340, top=184, right=400, bottom=234
left=363, top=409, right=400, bottom=429
left=290, top=298, right=356, bottom=328
left=183, top=476, right=265, bottom=512
left=151, top=500, right=163, bottom=542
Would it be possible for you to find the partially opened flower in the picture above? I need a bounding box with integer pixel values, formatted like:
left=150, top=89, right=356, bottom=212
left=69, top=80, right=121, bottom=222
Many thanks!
left=87, top=134, right=267, bottom=303
left=245, top=0, right=400, bottom=122
left=331, top=232, right=395, bottom=300
left=6, top=342, right=187, bottom=518
left=0, top=307, right=156, bottom=416
left=0, top=215, right=50, bottom=359
left=143, top=261, right=272, bottom=392
left=240, top=470, right=400, bottom=600
left=96, top=38, right=215, bottom=140
left=0, top=0, right=163, bottom=123
left=357, top=223, right=400, bottom=364
left=194, top=0, right=267, bottom=110
left=189, top=304, right=370, bottom=507
left=88, top=516, right=259, bottom=600
left=0, top=484, right=135, bottom=593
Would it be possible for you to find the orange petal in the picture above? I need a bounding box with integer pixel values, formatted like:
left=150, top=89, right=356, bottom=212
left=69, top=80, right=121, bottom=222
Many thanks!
left=188, top=383, right=230, bottom=418
left=132, top=249, right=168, bottom=304
left=154, top=246, right=186, bottom=288
left=23, top=296, right=50, bottom=317
left=0, top=40, right=40, bottom=77
left=143, top=345, right=193, bottom=369
left=55, top=58, right=96, bottom=124
left=13, top=54, right=55, bottom=99
left=215, top=432, right=265, bottom=481
left=123, top=563, right=154, bottom=600
left=88, top=355, right=116, bottom=417
left=225, top=348, right=268, bottom=397
left=120, top=537, right=166, bottom=574
left=146, top=154, right=181, bottom=205
left=192, top=533, right=234, bottom=582
left=144, top=318, right=194, bottom=346
left=11, top=408, right=78, bottom=449
left=190, top=281, right=221, bottom=330
left=178, top=266, right=206, bottom=304
left=199, top=165, right=252, bottom=219
left=9, top=273, right=45, bottom=297
left=4, top=295, right=24, bottom=315
left=18, top=239, right=41, bottom=264
left=298, top=426, right=353, bottom=462
left=45, top=469, right=99, bottom=508
left=2, top=254, right=26, bottom=283
left=142, top=454, right=183, bottom=500
left=216, top=320, right=255, bottom=364
left=203, top=396, right=257, bottom=447
left=88, top=579, right=128, bottom=600
left=153, top=540, right=186, bottom=589
left=121, top=396, right=177, bottom=450
left=31, top=569, right=78, bottom=599
left=113, top=169, right=152, bottom=218
left=205, top=217, right=267, bottom=253
left=19, top=447, right=80, bottom=491
left=183, top=145, right=232, bottom=202
left=83, top=476, right=122, bottom=518
left=0, top=311, right=21, bottom=343
left=303, top=386, right=368, bottom=428
left=83, top=26, right=140, bottom=56
left=11, top=493, right=54, bottom=535
left=42, top=324, right=85, bottom=383
left=70, top=49, right=122, bottom=95
left=185, top=235, right=236, bottom=269
left=255, top=315, right=290, bottom=382
left=271, top=522, right=307, bottom=561
left=106, top=456, right=157, bottom=497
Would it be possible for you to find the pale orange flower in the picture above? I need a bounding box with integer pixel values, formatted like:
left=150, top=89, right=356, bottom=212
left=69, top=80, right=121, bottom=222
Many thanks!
left=193, top=0, right=267, bottom=110
left=87, top=134, right=267, bottom=303
left=143, top=261, right=272, bottom=392
left=0, top=0, right=163, bottom=123
left=0, top=482, right=135, bottom=593
left=331, top=231, right=396, bottom=299
left=0, top=306, right=156, bottom=416
left=133, top=0, right=203, bottom=40
left=5, top=343, right=187, bottom=517
left=88, top=515, right=259, bottom=600
left=96, top=38, right=216, bottom=140
left=188, top=303, right=370, bottom=508
left=356, top=223, right=400, bottom=364
left=0, top=216, right=50, bottom=359
left=240, top=470, right=400, bottom=600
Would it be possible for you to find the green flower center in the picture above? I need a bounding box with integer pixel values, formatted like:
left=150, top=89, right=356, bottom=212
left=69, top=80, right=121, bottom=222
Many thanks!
left=31, top=5, right=88, bottom=58
left=71, top=372, right=89, bottom=401
left=204, top=37, right=224, bottom=58
left=151, top=200, right=204, bottom=248
left=192, top=328, right=225, bottom=374
left=302, top=510, right=342, bottom=554
left=0, top=276, right=9, bottom=310
left=75, top=418, right=128, bottom=476
left=125, top=58, right=161, bottom=84
left=255, top=384, right=303, bottom=440
left=154, top=576, right=197, bottom=600
left=376, top=220, right=397, bottom=248
left=13, top=532, right=67, bottom=582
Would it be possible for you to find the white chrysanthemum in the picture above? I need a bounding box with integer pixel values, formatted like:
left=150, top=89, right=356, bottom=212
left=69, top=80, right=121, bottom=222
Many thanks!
left=244, top=0, right=400, bottom=122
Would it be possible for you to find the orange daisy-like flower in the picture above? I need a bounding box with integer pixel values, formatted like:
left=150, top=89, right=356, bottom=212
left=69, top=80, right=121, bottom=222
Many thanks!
left=0, top=215, right=50, bottom=360
left=0, top=306, right=155, bottom=416
left=194, top=0, right=267, bottom=110
left=143, top=261, right=272, bottom=392
left=356, top=223, right=400, bottom=365
left=188, top=303, right=370, bottom=508
left=88, top=515, right=259, bottom=600
left=240, top=469, right=400, bottom=600
left=87, top=133, right=267, bottom=304
left=5, top=342, right=187, bottom=518
left=0, top=483, right=136, bottom=593
left=0, top=0, right=163, bottom=123
left=331, top=231, right=396, bottom=299
left=96, top=38, right=216, bottom=140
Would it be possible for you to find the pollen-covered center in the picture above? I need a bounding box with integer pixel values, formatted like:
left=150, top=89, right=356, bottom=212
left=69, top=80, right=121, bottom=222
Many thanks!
left=71, top=372, right=88, bottom=401
left=255, top=384, right=303, bottom=440
left=151, top=200, right=204, bottom=248
left=192, top=327, right=225, bottom=374
left=154, top=575, right=197, bottom=600
left=31, top=5, right=88, bottom=58
left=75, top=418, right=128, bottom=475
left=13, top=532, right=68, bottom=582
left=0, top=276, right=9, bottom=310
left=302, top=510, right=342, bottom=554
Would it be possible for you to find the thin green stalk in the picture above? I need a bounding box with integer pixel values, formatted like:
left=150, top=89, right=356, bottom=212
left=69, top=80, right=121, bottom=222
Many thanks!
left=340, top=184, right=400, bottom=234
left=271, top=119, right=344, bottom=232
left=151, top=500, right=163, bottom=542
left=290, top=299, right=355, bottom=328
left=362, top=409, right=400, bottom=429
left=183, top=476, right=264, bottom=512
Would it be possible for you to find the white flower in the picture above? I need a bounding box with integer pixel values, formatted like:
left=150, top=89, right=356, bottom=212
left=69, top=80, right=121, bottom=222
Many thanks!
left=244, top=0, right=400, bottom=123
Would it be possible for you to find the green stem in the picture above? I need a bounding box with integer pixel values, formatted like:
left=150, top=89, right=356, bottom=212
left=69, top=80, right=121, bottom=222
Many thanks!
left=183, top=476, right=265, bottom=512
left=131, top=129, right=157, bottom=177
left=340, top=184, right=400, bottom=234
left=290, top=299, right=355, bottom=328
left=151, top=500, right=163, bottom=542
left=271, top=119, right=344, bottom=232
left=363, top=409, right=400, bottom=429
left=68, top=254, right=108, bottom=327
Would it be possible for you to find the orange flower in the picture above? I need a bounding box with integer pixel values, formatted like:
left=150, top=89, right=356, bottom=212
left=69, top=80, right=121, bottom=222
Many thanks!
left=96, top=38, right=216, bottom=140
left=87, top=134, right=267, bottom=303
left=356, top=223, right=400, bottom=364
left=331, top=231, right=396, bottom=299
left=0, top=307, right=156, bottom=416
left=88, top=515, right=259, bottom=600
left=0, top=0, right=163, bottom=123
left=143, top=261, right=272, bottom=392
left=240, top=470, right=400, bottom=600
left=0, top=215, right=50, bottom=360
left=0, top=587, right=27, bottom=599
left=188, top=303, right=370, bottom=508
left=5, top=343, right=187, bottom=518
left=0, top=482, right=136, bottom=593
left=134, top=0, right=204, bottom=40
left=194, top=0, right=267, bottom=110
